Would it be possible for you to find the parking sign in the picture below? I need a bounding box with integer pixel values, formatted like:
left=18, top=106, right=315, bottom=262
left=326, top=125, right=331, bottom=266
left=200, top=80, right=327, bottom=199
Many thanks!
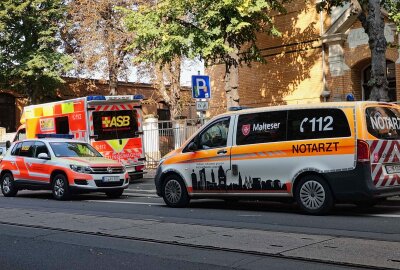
left=192, top=75, right=211, bottom=99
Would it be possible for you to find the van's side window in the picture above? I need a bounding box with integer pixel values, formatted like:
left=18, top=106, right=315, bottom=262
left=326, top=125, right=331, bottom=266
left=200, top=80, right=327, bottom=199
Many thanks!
left=198, top=118, right=230, bottom=150
left=287, top=109, right=351, bottom=140
left=236, top=111, right=287, bottom=145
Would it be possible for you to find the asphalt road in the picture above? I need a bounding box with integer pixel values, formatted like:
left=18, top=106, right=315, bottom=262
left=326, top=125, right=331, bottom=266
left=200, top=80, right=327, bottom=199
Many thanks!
left=1, top=177, right=400, bottom=269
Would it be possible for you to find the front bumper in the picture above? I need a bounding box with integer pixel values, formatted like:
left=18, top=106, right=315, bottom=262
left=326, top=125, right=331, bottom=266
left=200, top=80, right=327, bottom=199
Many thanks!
left=154, top=166, right=163, bottom=197
left=70, top=173, right=130, bottom=190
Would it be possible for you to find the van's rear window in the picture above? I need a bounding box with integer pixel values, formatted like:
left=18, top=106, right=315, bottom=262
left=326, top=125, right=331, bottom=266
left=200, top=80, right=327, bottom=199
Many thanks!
left=92, top=110, right=138, bottom=141
left=366, top=107, right=400, bottom=140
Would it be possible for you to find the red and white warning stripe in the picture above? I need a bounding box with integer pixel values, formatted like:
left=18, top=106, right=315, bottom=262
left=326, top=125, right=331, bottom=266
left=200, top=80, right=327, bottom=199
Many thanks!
left=369, top=140, right=400, bottom=188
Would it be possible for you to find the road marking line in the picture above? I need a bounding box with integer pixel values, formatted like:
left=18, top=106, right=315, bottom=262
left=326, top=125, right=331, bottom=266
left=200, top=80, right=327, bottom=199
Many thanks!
left=369, top=214, right=400, bottom=218
left=123, top=192, right=158, bottom=198
left=126, top=189, right=157, bottom=193
left=86, top=200, right=164, bottom=206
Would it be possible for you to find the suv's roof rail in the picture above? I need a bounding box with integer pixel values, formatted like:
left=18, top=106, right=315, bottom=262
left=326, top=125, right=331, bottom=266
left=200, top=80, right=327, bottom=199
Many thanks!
left=37, top=134, right=74, bottom=139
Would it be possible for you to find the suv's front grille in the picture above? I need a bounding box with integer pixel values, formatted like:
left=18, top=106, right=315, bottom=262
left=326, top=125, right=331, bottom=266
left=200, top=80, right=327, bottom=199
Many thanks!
left=91, top=166, right=125, bottom=174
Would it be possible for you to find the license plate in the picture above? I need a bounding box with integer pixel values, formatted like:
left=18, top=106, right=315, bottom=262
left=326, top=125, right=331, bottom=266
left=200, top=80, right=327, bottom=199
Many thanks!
left=102, top=176, right=120, bottom=182
left=386, top=165, right=400, bottom=174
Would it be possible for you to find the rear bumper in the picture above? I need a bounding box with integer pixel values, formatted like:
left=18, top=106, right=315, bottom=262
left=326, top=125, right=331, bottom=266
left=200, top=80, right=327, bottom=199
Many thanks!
left=323, top=162, right=400, bottom=202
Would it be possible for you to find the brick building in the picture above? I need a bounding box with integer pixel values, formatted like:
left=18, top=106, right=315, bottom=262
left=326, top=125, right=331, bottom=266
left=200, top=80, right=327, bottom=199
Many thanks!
left=207, top=1, right=400, bottom=115
left=0, top=78, right=194, bottom=133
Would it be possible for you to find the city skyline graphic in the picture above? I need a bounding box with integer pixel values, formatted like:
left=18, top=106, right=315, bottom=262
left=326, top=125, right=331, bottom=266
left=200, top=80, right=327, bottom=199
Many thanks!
left=191, top=165, right=287, bottom=191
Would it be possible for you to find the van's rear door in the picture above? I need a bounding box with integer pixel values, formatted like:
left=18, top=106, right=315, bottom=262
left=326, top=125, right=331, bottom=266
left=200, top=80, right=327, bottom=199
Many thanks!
left=365, top=105, right=400, bottom=188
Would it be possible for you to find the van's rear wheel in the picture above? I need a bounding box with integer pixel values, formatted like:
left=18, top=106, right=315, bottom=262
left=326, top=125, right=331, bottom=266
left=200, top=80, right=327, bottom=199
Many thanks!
left=162, top=175, right=189, bottom=207
left=295, top=175, right=333, bottom=215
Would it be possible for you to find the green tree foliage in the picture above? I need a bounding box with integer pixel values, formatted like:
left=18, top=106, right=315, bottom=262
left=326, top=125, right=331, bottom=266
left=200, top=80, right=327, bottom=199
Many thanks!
left=317, top=0, right=400, bottom=101
left=0, top=0, right=72, bottom=104
left=386, top=0, right=400, bottom=32
left=124, top=0, right=288, bottom=109
left=65, top=0, right=136, bottom=96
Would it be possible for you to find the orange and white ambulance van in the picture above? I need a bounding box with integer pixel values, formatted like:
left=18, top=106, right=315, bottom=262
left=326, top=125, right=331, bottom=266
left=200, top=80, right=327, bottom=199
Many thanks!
left=12, top=95, right=145, bottom=178
left=155, top=101, right=400, bottom=214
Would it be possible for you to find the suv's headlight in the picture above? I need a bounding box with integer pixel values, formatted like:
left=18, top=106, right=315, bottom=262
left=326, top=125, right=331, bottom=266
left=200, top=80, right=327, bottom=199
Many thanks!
left=70, top=165, right=92, bottom=174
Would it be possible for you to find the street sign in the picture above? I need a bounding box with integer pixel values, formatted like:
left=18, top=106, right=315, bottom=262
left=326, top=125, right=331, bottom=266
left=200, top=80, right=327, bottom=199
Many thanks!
left=196, top=100, right=209, bottom=111
left=192, top=75, right=211, bottom=99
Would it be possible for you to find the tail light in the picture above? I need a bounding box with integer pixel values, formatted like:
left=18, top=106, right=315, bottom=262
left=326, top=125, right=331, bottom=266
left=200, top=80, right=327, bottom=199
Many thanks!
left=135, top=165, right=145, bottom=171
left=357, top=140, right=370, bottom=162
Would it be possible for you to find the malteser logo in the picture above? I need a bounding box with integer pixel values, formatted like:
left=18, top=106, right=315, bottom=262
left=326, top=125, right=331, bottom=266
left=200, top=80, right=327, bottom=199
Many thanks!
left=242, top=124, right=250, bottom=136
left=102, top=116, right=130, bottom=128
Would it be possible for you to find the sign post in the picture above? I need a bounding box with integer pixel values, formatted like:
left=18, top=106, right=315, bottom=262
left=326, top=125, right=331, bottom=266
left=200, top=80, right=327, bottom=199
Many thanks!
left=192, top=75, right=211, bottom=125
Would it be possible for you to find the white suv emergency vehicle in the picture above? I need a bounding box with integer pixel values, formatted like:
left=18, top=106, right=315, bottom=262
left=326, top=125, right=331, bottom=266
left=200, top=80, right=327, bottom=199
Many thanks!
left=0, top=136, right=130, bottom=200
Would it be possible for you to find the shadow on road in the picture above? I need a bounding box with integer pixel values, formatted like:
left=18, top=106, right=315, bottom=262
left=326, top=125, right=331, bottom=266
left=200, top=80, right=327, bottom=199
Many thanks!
left=10, top=190, right=400, bottom=217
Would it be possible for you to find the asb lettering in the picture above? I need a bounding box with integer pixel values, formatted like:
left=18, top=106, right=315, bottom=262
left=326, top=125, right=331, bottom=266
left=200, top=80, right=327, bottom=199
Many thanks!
left=102, top=116, right=130, bottom=128
left=292, top=142, right=339, bottom=154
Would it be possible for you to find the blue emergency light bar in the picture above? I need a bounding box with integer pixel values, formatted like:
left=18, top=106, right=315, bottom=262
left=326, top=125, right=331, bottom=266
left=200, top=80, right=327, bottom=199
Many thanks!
left=37, top=134, right=74, bottom=139
left=133, top=94, right=144, bottom=100
left=87, top=95, right=106, bottom=101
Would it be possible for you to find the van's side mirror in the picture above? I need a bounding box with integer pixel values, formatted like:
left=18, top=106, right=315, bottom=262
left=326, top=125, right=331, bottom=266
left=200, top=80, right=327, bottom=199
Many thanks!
left=187, top=142, right=198, bottom=152
left=5, top=141, right=11, bottom=150
left=38, top=153, right=50, bottom=160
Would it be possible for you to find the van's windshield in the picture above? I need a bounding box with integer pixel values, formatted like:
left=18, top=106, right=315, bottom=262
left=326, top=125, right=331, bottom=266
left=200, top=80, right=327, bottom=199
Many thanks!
left=92, top=110, right=138, bottom=141
left=365, top=106, right=400, bottom=140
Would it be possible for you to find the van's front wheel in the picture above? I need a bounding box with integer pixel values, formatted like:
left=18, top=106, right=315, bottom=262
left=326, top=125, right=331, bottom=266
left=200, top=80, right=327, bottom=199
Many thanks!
left=162, top=175, right=189, bottom=208
left=295, top=175, right=333, bottom=215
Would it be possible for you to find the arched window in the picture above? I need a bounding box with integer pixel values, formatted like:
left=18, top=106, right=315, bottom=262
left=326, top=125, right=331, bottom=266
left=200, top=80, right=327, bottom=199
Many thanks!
left=362, top=61, right=396, bottom=101
left=0, top=93, right=16, bottom=132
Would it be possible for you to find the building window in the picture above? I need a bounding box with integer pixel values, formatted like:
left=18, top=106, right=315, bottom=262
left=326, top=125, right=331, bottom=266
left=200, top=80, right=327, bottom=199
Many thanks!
left=0, top=93, right=16, bottom=132
left=362, top=61, right=396, bottom=101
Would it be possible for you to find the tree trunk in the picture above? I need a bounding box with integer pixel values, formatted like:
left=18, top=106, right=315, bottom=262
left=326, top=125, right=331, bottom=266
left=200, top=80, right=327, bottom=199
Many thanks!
left=224, top=48, right=240, bottom=110
left=359, top=0, right=388, bottom=101
left=109, top=66, right=118, bottom=95
left=164, top=59, right=182, bottom=120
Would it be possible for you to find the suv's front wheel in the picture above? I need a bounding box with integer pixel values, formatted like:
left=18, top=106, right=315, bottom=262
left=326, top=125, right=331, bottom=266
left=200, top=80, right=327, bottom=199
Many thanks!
left=1, top=173, right=18, bottom=197
left=52, top=174, right=71, bottom=200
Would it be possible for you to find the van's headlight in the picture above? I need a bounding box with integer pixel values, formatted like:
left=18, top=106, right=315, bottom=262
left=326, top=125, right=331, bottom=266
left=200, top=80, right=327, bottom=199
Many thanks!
left=157, top=158, right=166, bottom=168
left=70, top=165, right=92, bottom=174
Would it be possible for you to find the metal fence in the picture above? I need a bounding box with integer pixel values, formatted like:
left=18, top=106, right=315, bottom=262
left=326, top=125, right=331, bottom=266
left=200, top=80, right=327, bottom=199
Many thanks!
left=143, top=118, right=202, bottom=168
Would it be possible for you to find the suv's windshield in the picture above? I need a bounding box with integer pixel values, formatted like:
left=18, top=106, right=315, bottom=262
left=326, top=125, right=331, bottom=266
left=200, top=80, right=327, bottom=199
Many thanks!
left=50, top=142, right=102, bottom=157
left=366, top=106, right=400, bottom=140
left=92, top=110, right=138, bottom=141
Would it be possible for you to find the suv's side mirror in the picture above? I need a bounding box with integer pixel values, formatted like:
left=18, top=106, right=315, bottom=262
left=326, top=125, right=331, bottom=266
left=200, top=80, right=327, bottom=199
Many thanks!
left=5, top=140, right=11, bottom=150
left=38, top=153, right=50, bottom=160
left=187, top=141, right=198, bottom=152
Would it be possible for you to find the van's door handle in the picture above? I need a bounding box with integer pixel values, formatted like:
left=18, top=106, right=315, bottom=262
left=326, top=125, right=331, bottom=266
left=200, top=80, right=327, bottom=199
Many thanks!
left=217, top=149, right=227, bottom=155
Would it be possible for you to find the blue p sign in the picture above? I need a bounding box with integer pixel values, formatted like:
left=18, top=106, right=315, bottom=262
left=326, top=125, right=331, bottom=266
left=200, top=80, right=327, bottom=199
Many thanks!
left=192, top=75, right=211, bottom=99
